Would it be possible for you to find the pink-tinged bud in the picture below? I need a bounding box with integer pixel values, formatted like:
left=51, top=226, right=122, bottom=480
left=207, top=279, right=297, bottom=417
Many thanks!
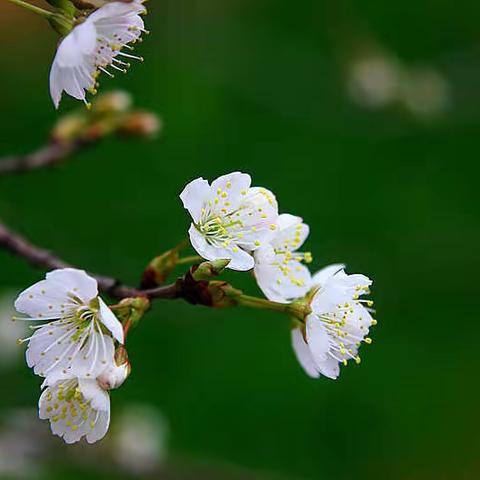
left=98, top=347, right=131, bottom=390
left=118, top=112, right=162, bottom=138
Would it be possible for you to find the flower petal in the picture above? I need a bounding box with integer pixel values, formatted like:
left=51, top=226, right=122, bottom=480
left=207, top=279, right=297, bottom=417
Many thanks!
left=78, top=378, right=110, bottom=412
left=312, top=264, right=346, bottom=287
left=254, top=247, right=311, bottom=302
left=39, top=378, right=110, bottom=444
left=305, top=314, right=330, bottom=365
left=291, top=328, right=320, bottom=378
left=188, top=224, right=254, bottom=271
left=180, top=178, right=212, bottom=223
left=98, top=297, right=124, bottom=344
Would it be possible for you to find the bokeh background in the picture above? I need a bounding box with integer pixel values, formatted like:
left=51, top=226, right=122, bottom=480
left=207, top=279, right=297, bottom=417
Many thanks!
left=0, top=1, right=478, bottom=479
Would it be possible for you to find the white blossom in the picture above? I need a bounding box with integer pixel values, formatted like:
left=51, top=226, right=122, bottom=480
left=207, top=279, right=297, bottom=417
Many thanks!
left=292, top=265, right=375, bottom=379
left=113, top=405, right=169, bottom=474
left=14, top=268, right=124, bottom=385
left=39, top=375, right=111, bottom=444
left=50, top=0, right=147, bottom=108
left=254, top=214, right=312, bottom=303
left=180, top=172, right=279, bottom=271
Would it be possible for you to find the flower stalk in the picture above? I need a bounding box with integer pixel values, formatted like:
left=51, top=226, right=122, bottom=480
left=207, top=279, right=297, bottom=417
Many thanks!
left=6, top=0, right=54, bottom=18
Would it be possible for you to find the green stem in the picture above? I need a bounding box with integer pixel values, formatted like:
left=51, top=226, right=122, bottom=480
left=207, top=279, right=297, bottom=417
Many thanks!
left=6, top=0, right=52, bottom=18
left=237, top=295, right=290, bottom=314
left=237, top=294, right=312, bottom=320
left=177, top=255, right=203, bottom=265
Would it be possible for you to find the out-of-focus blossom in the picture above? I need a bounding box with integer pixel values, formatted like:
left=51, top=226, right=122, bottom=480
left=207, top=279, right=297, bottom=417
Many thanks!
left=112, top=405, right=169, bottom=474
left=0, top=409, right=47, bottom=479
left=347, top=54, right=401, bottom=108
left=399, top=66, right=451, bottom=118
left=346, top=52, right=451, bottom=119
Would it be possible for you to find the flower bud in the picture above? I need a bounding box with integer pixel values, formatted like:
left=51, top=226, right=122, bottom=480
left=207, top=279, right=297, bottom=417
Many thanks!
left=141, top=249, right=179, bottom=288
left=97, top=346, right=131, bottom=391
left=91, top=90, right=133, bottom=116
left=191, top=259, right=230, bottom=281
left=51, top=113, right=88, bottom=143
left=118, top=112, right=162, bottom=138
left=48, top=13, right=75, bottom=36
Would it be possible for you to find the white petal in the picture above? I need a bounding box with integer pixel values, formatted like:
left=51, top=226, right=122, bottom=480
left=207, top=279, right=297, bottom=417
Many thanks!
left=188, top=224, right=254, bottom=271
left=317, top=356, right=340, bottom=380
left=210, top=172, right=251, bottom=211
left=312, top=264, right=346, bottom=287
left=39, top=378, right=110, bottom=444
left=291, top=328, right=320, bottom=378
left=228, top=247, right=255, bottom=271
left=86, top=409, right=110, bottom=444
left=235, top=187, right=279, bottom=250
left=305, top=314, right=330, bottom=365
left=98, top=297, right=124, bottom=344
left=69, top=329, right=115, bottom=380
left=78, top=378, right=110, bottom=412
left=254, top=247, right=311, bottom=302
left=49, top=20, right=97, bottom=108
left=272, top=214, right=310, bottom=251
left=46, top=269, right=98, bottom=303
left=180, top=178, right=212, bottom=223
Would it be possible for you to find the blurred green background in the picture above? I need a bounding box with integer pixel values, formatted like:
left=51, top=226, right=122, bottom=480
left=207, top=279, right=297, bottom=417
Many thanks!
left=0, top=1, right=478, bottom=479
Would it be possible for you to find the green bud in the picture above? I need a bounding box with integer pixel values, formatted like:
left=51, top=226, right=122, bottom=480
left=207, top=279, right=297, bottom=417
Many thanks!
left=51, top=112, right=88, bottom=143
left=141, top=249, right=180, bottom=288
left=204, top=281, right=242, bottom=308
left=48, top=12, right=75, bottom=36
left=46, top=0, right=76, bottom=17
left=192, top=259, right=230, bottom=281
left=91, top=90, right=133, bottom=116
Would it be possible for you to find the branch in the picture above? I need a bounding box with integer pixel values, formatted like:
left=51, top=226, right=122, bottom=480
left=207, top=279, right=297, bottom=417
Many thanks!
left=0, top=139, right=91, bottom=176
left=0, top=221, right=181, bottom=301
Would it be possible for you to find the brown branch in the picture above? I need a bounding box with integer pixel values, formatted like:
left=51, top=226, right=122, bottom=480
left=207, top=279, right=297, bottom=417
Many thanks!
left=0, top=139, right=91, bottom=176
left=0, top=222, right=182, bottom=301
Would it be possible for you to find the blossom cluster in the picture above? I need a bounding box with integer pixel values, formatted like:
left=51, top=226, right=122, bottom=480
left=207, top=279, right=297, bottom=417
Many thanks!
left=181, top=172, right=376, bottom=379
left=12, top=171, right=375, bottom=445
left=14, top=269, right=129, bottom=444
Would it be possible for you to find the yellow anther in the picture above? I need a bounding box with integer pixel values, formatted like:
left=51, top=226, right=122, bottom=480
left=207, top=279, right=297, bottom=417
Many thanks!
left=365, top=337, right=372, bottom=344
left=226, top=181, right=232, bottom=188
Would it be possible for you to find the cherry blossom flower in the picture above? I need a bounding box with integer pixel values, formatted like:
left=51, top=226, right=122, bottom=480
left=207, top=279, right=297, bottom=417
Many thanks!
left=292, top=265, right=376, bottom=379
left=14, top=269, right=124, bottom=385
left=180, top=172, right=279, bottom=271
left=50, top=0, right=147, bottom=108
left=254, top=213, right=312, bottom=303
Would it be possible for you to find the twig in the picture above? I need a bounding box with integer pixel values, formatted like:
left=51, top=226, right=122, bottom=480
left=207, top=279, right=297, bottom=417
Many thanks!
left=0, top=222, right=181, bottom=301
left=0, top=139, right=90, bottom=176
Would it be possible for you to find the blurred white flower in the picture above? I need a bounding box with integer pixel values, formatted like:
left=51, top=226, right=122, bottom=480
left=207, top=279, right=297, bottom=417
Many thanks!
left=0, top=409, right=47, bottom=478
left=292, top=265, right=376, bottom=379
left=0, top=292, right=27, bottom=369
left=180, top=172, right=279, bottom=271
left=39, top=375, right=112, bottom=444
left=50, top=0, right=148, bottom=108
left=399, top=66, right=451, bottom=118
left=254, top=214, right=312, bottom=303
left=113, top=405, right=169, bottom=474
left=347, top=55, right=401, bottom=108
left=14, top=268, right=124, bottom=386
